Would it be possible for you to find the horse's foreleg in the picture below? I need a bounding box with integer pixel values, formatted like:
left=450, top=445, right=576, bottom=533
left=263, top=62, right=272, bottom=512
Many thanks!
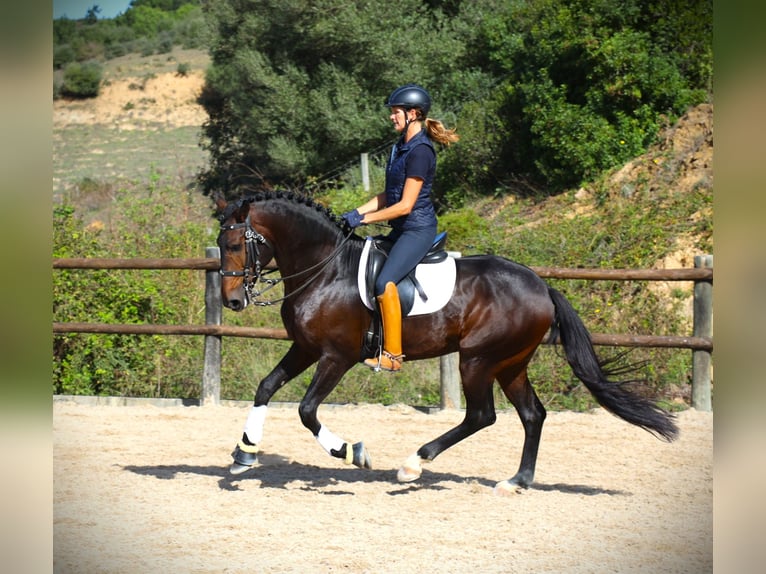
left=230, top=344, right=316, bottom=475
left=298, top=358, right=372, bottom=470
left=494, top=368, right=546, bottom=495
left=398, top=362, right=495, bottom=482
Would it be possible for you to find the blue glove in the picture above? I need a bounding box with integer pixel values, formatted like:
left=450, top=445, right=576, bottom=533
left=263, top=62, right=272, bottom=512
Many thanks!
left=341, top=209, right=364, bottom=228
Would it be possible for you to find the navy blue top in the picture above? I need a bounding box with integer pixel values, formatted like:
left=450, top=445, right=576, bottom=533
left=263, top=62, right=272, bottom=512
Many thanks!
left=384, top=129, right=437, bottom=232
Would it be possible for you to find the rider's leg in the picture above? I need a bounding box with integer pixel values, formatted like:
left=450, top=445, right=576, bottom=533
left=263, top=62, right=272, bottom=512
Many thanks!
left=364, top=282, right=403, bottom=371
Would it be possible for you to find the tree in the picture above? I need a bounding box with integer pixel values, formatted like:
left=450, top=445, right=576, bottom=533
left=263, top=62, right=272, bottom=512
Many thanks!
left=85, top=5, right=101, bottom=23
left=197, top=0, right=712, bottom=199
left=196, top=0, right=478, bottom=197
left=458, top=0, right=712, bottom=192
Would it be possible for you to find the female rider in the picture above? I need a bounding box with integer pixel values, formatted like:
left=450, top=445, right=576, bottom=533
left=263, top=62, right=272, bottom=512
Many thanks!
left=342, top=84, right=459, bottom=372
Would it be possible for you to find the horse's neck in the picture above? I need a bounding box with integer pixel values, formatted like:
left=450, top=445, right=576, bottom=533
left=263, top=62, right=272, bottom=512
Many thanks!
left=265, top=212, right=344, bottom=280
left=277, top=239, right=341, bottom=270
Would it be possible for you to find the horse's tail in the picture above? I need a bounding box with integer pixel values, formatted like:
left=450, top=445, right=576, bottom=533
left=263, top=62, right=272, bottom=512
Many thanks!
left=547, top=287, right=679, bottom=442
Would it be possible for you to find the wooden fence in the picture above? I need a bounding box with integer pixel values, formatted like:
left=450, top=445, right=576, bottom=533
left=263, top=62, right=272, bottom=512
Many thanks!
left=53, top=250, right=713, bottom=411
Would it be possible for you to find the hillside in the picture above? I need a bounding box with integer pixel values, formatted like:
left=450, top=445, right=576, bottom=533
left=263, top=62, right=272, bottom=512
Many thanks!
left=612, top=103, right=712, bottom=270
left=53, top=49, right=209, bottom=129
left=52, top=49, right=713, bottom=405
left=537, top=103, right=711, bottom=264
left=53, top=49, right=713, bottom=315
left=575, top=103, right=713, bottom=327
left=53, top=47, right=713, bottom=236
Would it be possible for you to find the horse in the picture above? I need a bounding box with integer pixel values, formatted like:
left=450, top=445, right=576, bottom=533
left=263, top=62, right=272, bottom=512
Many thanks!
left=215, top=191, right=678, bottom=495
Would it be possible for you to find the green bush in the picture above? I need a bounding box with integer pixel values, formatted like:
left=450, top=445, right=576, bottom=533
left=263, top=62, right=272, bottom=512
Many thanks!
left=53, top=44, right=77, bottom=70
left=157, top=31, right=174, bottom=54
left=438, top=209, right=491, bottom=253
left=459, top=0, right=712, bottom=197
left=175, top=61, right=191, bottom=77
left=60, top=61, right=103, bottom=99
left=52, top=180, right=218, bottom=398
left=104, top=41, right=130, bottom=59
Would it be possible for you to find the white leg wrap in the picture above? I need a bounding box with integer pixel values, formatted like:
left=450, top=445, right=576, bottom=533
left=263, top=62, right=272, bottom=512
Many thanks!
left=243, top=405, right=268, bottom=445
left=316, top=425, right=345, bottom=456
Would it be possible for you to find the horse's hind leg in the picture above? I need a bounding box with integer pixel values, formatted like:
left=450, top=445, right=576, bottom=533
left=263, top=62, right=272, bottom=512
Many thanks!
left=398, top=361, right=496, bottom=482
left=494, top=367, right=546, bottom=495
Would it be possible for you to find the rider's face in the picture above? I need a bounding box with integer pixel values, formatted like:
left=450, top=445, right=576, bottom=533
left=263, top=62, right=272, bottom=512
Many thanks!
left=390, top=107, right=414, bottom=132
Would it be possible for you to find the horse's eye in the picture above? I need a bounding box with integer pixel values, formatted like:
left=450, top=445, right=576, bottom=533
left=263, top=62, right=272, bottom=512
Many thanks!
left=226, top=243, right=243, bottom=253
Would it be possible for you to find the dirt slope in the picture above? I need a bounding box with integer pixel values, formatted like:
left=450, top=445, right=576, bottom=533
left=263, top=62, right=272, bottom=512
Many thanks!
left=54, top=71, right=207, bottom=130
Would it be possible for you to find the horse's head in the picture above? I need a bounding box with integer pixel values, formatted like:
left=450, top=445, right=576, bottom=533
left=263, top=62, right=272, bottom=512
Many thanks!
left=215, top=190, right=359, bottom=310
left=215, top=196, right=275, bottom=311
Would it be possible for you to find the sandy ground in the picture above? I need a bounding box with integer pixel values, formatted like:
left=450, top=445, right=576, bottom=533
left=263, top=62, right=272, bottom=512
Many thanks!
left=53, top=400, right=712, bottom=573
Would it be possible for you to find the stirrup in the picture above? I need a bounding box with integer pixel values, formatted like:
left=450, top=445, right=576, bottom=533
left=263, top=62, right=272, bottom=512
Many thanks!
left=364, top=350, right=404, bottom=372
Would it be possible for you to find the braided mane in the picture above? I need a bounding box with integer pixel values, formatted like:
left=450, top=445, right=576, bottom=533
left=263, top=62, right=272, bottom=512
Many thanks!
left=221, top=190, right=348, bottom=232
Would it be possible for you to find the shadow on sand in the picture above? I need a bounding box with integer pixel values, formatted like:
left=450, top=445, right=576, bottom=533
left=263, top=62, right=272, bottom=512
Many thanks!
left=124, top=454, right=629, bottom=497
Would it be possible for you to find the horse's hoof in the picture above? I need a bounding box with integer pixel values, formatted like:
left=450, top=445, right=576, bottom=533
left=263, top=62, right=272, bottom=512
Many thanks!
left=230, top=443, right=258, bottom=475
left=493, top=480, right=524, bottom=496
left=397, top=453, right=423, bottom=482
left=229, top=461, right=256, bottom=475
left=347, top=441, right=372, bottom=469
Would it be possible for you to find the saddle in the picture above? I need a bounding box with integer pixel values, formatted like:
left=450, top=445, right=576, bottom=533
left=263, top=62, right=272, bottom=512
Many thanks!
left=365, top=231, right=448, bottom=315
left=358, top=232, right=456, bottom=361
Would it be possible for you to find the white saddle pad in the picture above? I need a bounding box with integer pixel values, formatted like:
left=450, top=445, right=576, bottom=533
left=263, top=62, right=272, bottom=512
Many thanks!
left=357, top=237, right=457, bottom=316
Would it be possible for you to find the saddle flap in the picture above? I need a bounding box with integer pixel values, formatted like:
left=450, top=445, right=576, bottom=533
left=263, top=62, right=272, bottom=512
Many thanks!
left=364, top=240, right=387, bottom=309
left=358, top=236, right=457, bottom=317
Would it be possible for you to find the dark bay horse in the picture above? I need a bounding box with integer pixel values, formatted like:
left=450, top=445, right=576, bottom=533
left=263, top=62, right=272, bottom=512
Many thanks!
left=215, top=191, right=677, bottom=494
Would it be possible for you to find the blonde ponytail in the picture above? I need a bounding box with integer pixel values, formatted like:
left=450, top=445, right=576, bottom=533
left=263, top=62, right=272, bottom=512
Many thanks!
left=424, top=118, right=459, bottom=146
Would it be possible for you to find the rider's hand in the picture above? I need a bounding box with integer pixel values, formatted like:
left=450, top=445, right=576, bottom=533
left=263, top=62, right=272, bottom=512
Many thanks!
left=341, top=209, right=365, bottom=228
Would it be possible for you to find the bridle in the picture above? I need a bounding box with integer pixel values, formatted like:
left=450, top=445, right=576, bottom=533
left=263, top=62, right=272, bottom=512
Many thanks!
left=218, top=214, right=354, bottom=307
left=218, top=215, right=274, bottom=305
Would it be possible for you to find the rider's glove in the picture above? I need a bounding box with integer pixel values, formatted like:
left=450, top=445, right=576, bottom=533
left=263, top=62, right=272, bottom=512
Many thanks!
left=341, top=209, right=364, bottom=228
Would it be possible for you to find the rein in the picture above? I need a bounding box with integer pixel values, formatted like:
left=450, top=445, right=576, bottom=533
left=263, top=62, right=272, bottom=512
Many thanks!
left=219, top=214, right=354, bottom=307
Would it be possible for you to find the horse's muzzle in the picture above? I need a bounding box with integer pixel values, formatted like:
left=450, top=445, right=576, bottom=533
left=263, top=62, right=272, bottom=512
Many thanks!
left=223, top=296, right=247, bottom=312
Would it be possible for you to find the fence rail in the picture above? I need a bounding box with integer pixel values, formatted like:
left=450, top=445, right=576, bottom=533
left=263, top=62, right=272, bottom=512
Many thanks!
left=52, top=257, right=713, bottom=280
left=53, top=252, right=713, bottom=410
left=50, top=321, right=712, bottom=351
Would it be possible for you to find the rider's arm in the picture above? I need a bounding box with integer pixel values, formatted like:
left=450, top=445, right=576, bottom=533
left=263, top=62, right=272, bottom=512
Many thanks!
left=356, top=192, right=386, bottom=216
left=361, top=177, right=423, bottom=224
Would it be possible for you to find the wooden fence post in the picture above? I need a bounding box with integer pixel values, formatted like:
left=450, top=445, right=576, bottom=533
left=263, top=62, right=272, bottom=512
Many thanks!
left=361, top=153, right=370, bottom=192
left=201, top=247, right=222, bottom=406
left=440, top=251, right=462, bottom=410
left=440, top=353, right=460, bottom=409
left=691, top=254, right=713, bottom=411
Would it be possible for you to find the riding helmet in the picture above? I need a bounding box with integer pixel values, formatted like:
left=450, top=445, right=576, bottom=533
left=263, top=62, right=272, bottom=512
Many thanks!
left=385, top=84, right=431, bottom=116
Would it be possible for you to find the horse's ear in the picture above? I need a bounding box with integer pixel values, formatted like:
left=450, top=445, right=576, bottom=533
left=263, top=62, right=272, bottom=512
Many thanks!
left=235, top=199, right=251, bottom=221
left=213, top=194, right=227, bottom=213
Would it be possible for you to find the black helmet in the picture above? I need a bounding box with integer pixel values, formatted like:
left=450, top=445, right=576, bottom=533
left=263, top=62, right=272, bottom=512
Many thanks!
left=385, top=84, right=431, bottom=116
